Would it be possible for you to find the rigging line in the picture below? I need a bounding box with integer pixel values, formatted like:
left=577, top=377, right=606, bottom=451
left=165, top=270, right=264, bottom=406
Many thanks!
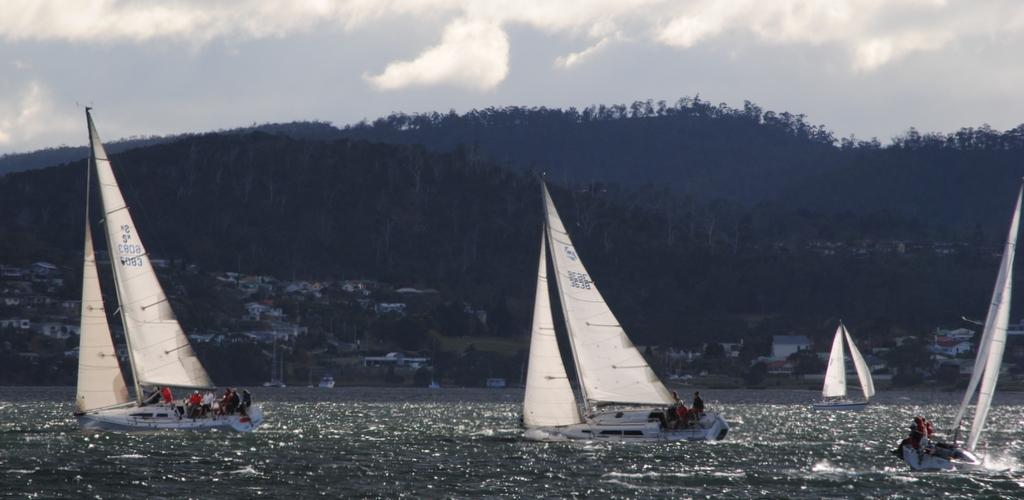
left=141, top=297, right=168, bottom=311
left=164, top=344, right=190, bottom=355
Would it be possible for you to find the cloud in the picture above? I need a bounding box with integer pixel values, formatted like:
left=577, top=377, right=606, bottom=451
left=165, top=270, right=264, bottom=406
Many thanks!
left=653, top=0, right=971, bottom=71
left=365, top=17, right=508, bottom=91
left=852, top=31, right=952, bottom=72
left=0, top=81, right=71, bottom=146
left=554, top=35, right=618, bottom=69
left=0, top=0, right=1023, bottom=103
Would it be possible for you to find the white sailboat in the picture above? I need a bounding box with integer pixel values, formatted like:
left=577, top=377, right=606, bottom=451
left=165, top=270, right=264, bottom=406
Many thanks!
left=812, top=323, right=875, bottom=411
left=263, top=334, right=286, bottom=387
left=74, top=109, right=263, bottom=432
left=318, top=374, right=335, bottom=388
left=899, top=184, right=1022, bottom=471
left=522, top=183, right=729, bottom=441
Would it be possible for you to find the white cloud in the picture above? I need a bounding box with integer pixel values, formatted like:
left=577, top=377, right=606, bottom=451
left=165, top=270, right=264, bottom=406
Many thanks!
left=555, top=35, right=618, bottom=69
left=0, top=81, right=72, bottom=146
left=365, top=17, right=508, bottom=91
left=1, top=0, right=1020, bottom=85
left=852, top=31, right=952, bottom=72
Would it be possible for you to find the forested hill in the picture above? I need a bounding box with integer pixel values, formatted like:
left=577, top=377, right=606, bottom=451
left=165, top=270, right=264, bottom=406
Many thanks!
left=0, top=121, right=340, bottom=176
left=5, top=98, right=1024, bottom=230
left=339, top=99, right=1024, bottom=230
left=0, top=132, right=1016, bottom=347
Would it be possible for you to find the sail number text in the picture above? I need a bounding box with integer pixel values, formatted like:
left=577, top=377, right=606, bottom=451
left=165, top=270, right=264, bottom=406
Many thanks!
left=118, top=224, right=144, bottom=267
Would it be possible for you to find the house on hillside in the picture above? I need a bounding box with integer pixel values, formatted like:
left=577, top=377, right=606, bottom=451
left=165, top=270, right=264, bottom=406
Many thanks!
left=931, top=335, right=972, bottom=357
left=772, top=335, right=811, bottom=360
left=31, top=262, right=58, bottom=277
left=0, top=318, right=31, bottom=330
left=38, top=321, right=79, bottom=339
left=766, top=359, right=796, bottom=375
left=375, top=303, right=407, bottom=316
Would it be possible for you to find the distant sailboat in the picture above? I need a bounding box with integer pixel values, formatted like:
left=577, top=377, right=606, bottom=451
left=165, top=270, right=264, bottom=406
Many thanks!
left=318, top=374, right=335, bottom=388
left=812, top=323, right=875, bottom=411
left=263, top=334, right=287, bottom=388
left=522, top=182, right=729, bottom=441
left=899, top=183, right=1022, bottom=471
left=74, top=109, right=263, bottom=432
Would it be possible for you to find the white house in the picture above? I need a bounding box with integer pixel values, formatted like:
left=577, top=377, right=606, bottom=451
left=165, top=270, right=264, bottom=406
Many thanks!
left=936, top=327, right=975, bottom=340
left=375, top=303, right=407, bottom=316
left=244, top=302, right=285, bottom=321
left=38, top=322, right=79, bottom=339
left=0, top=318, right=30, bottom=330
left=931, top=335, right=972, bottom=357
left=772, top=335, right=812, bottom=359
left=30, top=262, right=58, bottom=276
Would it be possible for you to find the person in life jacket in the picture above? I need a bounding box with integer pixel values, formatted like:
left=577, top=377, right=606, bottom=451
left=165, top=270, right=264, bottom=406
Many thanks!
left=675, top=403, right=689, bottom=429
left=160, top=386, right=173, bottom=404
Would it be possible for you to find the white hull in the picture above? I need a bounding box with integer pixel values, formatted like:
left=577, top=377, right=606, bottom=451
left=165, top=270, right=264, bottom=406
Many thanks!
left=900, top=444, right=981, bottom=471
left=812, top=401, right=868, bottom=411
left=77, top=404, right=263, bottom=432
left=526, top=409, right=729, bottom=442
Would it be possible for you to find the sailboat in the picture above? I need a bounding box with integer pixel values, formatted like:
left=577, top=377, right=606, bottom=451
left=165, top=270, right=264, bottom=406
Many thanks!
left=899, top=183, right=1022, bottom=471
left=318, top=374, right=335, bottom=388
left=74, top=109, right=263, bottom=432
left=812, top=323, right=875, bottom=411
left=263, top=334, right=286, bottom=387
left=522, top=183, right=729, bottom=441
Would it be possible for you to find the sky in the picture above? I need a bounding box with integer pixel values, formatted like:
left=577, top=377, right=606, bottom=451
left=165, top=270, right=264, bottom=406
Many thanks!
left=1, top=0, right=1023, bottom=154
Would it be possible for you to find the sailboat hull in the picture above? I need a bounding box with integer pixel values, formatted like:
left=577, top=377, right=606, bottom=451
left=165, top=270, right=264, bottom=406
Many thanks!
left=77, top=404, right=264, bottom=432
left=812, top=401, right=868, bottom=411
left=526, top=410, right=728, bottom=442
left=900, top=445, right=981, bottom=471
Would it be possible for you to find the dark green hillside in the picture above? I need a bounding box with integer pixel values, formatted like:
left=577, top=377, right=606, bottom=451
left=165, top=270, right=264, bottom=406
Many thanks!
left=0, top=132, right=1017, bottom=351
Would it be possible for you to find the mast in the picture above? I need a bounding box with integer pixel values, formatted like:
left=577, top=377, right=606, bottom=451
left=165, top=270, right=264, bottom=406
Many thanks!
left=86, top=108, right=145, bottom=406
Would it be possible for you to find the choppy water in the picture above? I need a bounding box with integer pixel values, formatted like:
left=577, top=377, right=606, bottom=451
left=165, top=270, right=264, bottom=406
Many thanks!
left=1, top=387, right=1023, bottom=498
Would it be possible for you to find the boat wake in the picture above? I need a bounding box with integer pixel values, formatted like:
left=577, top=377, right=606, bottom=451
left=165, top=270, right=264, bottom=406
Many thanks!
left=981, top=451, right=1021, bottom=472
left=523, top=428, right=567, bottom=442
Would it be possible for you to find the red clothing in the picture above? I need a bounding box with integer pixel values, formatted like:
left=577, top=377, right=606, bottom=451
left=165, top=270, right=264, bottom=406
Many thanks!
left=189, top=393, right=202, bottom=406
left=160, top=387, right=173, bottom=403
left=675, top=405, right=688, bottom=420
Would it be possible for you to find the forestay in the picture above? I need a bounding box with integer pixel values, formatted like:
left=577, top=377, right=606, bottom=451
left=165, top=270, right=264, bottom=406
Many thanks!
left=76, top=223, right=131, bottom=412
left=523, top=235, right=582, bottom=427
left=542, top=184, right=672, bottom=407
left=843, top=325, right=875, bottom=400
left=822, top=326, right=847, bottom=398
left=955, top=185, right=1022, bottom=451
left=88, top=111, right=213, bottom=390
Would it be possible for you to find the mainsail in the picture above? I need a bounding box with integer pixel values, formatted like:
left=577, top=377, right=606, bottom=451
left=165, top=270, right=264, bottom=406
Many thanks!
left=87, top=110, right=213, bottom=392
left=523, top=234, right=582, bottom=427
left=822, top=326, right=847, bottom=398
left=542, top=183, right=672, bottom=407
left=843, top=325, right=875, bottom=400
left=75, top=222, right=131, bottom=412
left=953, top=185, right=1022, bottom=451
